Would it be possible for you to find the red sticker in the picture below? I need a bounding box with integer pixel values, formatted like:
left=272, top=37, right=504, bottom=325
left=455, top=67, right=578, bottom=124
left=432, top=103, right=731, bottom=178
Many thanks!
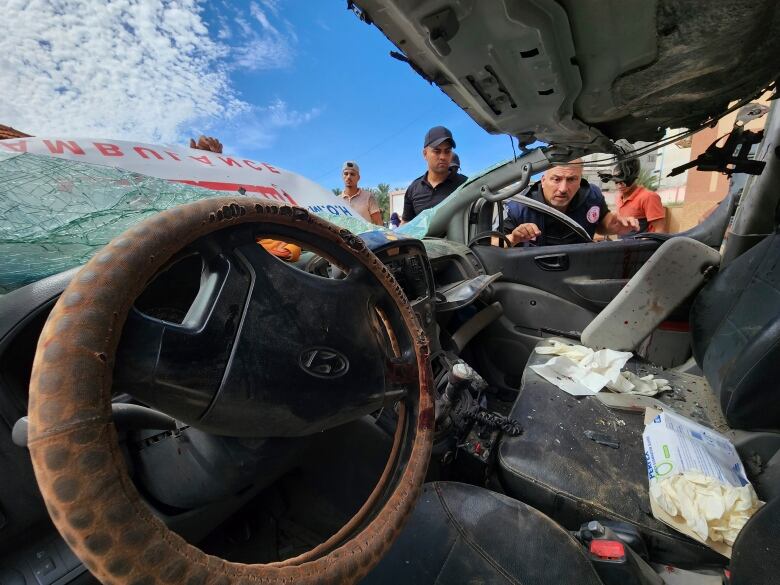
left=587, top=205, right=601, bottom=223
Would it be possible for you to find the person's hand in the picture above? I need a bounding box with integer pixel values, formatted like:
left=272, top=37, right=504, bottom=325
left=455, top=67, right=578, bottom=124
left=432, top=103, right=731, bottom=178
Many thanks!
left=189, top=135, right=223, bottom=153
left=613, top=215, right=640, bottom=234
left=508, top=222, right=541, bottom=245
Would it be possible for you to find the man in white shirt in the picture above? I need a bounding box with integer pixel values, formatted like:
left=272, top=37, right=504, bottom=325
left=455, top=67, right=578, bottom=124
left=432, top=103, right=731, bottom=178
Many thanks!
left=341, top=161, right=382, bottom=225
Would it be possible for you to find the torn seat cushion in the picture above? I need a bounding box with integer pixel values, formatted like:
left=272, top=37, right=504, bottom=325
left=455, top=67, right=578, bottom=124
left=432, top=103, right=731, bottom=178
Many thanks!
left=497, top=348, right=727, bottom=567
left=361, top=482, right=603, bottom=585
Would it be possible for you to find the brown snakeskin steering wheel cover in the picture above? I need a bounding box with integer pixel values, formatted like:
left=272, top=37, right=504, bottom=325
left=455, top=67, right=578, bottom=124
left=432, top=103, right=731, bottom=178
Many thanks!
left=27, top=198, right=434, bottom=585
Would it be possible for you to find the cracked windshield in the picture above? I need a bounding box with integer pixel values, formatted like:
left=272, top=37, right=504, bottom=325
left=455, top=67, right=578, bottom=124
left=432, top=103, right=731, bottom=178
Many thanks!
left=0, top=0, right=514, bottom=293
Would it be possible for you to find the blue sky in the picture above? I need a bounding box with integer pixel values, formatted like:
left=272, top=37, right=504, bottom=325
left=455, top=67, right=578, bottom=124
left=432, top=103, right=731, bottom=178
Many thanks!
left=1, top=0, right=520, bottom=193
left=200, top=1, right=519, bottom=190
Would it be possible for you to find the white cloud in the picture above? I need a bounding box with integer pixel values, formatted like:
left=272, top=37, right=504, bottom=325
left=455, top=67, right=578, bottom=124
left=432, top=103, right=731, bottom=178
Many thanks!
left=216, top=14, right=232, bottom=40
left=265, top=98, right=321, bottom=128
left=230, top=2, right=295, bottom=71
left=232, top=35, right=294, bottom=71
left=249, top=2, right=278, bottom=34
left=0, top=0, right=247, bottom=143
left=0, top=0, right=305, bottom=145
left=260, top=0, right=281, bottom=17
left=221, top=98, right=322, bottom=152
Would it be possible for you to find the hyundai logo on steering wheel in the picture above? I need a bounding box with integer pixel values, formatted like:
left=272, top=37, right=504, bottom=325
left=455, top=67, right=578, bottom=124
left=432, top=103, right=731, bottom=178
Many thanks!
left=299, top=347, right=350, bottom=378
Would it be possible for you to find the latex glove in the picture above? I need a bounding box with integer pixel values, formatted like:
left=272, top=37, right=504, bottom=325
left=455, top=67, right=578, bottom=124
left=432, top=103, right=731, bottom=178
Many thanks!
left=608, top=371, right=671, bottom=396
left=650, top=472, right=762, bottom=545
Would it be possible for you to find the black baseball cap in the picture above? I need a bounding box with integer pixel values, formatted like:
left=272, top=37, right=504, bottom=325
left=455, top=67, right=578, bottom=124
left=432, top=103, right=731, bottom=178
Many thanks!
left=424, top=126, right=456, bottom=149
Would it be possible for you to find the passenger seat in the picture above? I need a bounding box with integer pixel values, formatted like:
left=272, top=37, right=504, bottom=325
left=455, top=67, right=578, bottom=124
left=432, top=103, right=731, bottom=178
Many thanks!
left=497, top=230, right=780, bottom=567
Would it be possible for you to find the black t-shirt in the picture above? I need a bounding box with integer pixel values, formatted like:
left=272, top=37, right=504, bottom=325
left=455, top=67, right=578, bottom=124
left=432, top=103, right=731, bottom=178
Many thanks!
left=402, top=171, right=468, bottom=221
left=502, top=179, right=609, bottom=246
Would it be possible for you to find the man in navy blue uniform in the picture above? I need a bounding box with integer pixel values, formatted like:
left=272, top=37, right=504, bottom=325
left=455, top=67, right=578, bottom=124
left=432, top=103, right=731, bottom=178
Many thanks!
left=503, top=160, right=639, bottom=246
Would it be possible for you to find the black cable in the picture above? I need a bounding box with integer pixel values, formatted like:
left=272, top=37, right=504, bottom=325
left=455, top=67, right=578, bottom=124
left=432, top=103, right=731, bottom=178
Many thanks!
left=574, top=87, right=774, bottom=171
left=464, top=408, right=523, bottom=437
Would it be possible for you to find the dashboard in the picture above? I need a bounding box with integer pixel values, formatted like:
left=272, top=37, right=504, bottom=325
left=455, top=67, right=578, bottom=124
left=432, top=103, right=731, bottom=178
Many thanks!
left=364, top=233, right=490, bottom=343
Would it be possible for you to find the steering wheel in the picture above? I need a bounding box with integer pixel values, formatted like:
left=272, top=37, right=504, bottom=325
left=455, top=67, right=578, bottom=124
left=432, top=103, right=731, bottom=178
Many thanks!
left=467, top=230, right=514, bottom=248
left=26, top=198, right=434, bottom=584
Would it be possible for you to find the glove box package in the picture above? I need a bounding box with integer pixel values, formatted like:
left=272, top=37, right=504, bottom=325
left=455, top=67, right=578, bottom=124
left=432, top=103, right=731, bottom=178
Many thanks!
left=642, top=408, right=762, bottom=558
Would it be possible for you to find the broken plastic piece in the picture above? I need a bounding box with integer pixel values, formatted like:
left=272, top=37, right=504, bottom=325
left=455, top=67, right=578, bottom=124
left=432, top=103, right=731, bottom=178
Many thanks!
left=584, top=430, right=620, bottom=449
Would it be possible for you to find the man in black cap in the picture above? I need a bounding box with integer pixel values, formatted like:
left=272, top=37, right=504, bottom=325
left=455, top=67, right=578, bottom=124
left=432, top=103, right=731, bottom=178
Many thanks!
left=401, top=126, right=467, bottom=223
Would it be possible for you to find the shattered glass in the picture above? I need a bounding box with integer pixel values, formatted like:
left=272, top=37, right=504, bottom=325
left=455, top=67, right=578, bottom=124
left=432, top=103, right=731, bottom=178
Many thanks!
left=395, top=208, right=434, bottom=240
left=0, top=152, right=385, bottom=294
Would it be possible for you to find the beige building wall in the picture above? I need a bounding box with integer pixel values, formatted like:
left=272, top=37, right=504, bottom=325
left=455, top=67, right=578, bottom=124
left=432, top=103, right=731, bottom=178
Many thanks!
left=654, top=129, right=691, bottom=206
left=390, top=189, right=405, bottom=216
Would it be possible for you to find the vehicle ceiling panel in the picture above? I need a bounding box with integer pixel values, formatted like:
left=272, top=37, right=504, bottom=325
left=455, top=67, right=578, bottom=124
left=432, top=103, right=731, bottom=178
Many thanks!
left=353, top=0, right=780, bottom=149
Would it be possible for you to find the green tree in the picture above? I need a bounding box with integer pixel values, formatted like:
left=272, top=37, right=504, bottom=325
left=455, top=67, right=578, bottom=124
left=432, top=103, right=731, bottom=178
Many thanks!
left=332, top=187, right=342, bottom=196
left=373, top=183, right=391, bottom=222
left=636, top=168, right=660, bottom=191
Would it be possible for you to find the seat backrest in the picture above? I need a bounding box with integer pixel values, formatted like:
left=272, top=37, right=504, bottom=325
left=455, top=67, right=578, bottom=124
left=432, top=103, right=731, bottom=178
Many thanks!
left=581, top=237, right=720, bottom=351
left=691, top=232, right=780, bottom=431
left=731, top=495, right=780, bottom=585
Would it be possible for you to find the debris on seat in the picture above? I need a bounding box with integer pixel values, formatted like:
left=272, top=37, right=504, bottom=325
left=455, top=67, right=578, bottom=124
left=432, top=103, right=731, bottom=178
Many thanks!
left=643, top=408, right=763, bottom=557
left=532, top=340, right=671, bottom=397
left=584, top=430, right=620, bottom=449
left=596, top=392, right=667, bottom=413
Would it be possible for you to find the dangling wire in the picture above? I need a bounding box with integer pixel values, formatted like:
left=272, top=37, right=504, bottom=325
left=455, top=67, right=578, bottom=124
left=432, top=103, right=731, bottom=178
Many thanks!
left=465, top=407, right=523, bottom=437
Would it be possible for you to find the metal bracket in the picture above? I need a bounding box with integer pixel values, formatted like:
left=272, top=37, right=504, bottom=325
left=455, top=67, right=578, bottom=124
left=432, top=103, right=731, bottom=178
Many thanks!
left=669, top=103, right=769, bottom=178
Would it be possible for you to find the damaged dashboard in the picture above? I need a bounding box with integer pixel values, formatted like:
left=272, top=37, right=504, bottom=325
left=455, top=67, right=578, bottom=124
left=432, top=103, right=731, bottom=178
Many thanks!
left=301, top=231, right=500, bottom=341
left=347, top=233, right=500, bottom=331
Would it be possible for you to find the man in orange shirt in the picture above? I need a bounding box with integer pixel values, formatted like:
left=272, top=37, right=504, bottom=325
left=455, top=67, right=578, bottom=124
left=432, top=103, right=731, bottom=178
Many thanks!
left=606, top=158, right=666, bottom=235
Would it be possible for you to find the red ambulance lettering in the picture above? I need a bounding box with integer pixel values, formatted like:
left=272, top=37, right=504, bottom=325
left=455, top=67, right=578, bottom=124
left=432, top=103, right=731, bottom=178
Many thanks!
left=218, top=157, right=242, bottom=167
left=272, top=185, right=297, bottom=205
left=43, top=140, right=85, bottom=155
left=133, top=147, right=164, bottom=160
left=172, top=181, right=299, bottom=205
left=0, top=140, right=28, bottom=153
left=94, top=143, right=124, bottom=157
